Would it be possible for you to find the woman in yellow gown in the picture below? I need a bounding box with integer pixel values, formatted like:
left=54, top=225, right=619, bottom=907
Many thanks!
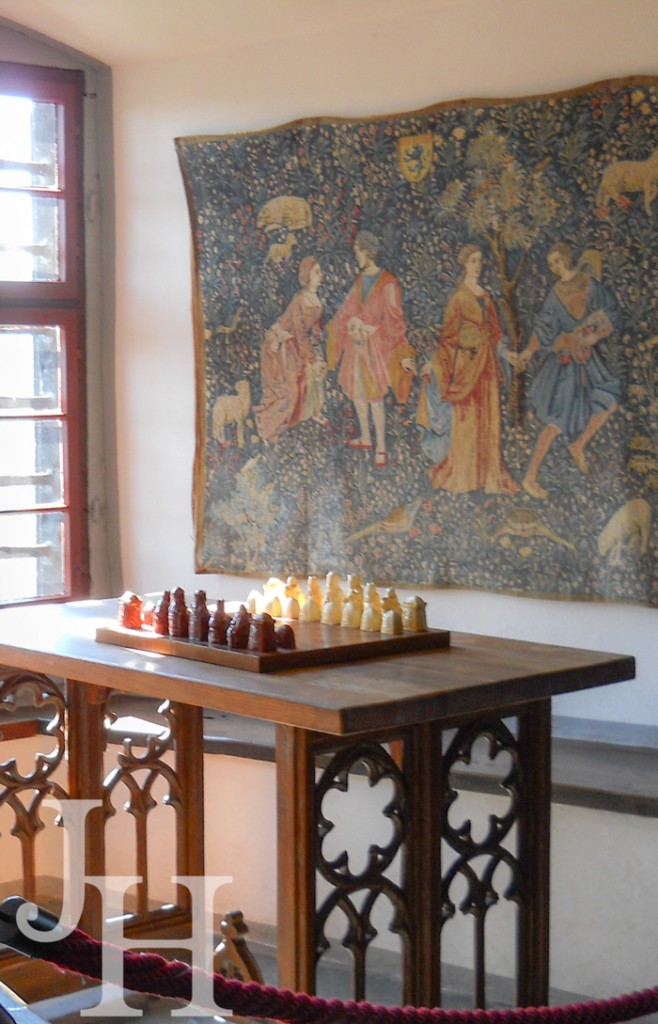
left=417, top=244, right=518, bottom=495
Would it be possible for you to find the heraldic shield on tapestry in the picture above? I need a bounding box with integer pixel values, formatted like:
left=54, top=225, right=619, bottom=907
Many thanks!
left=176, top=77, right=658, bottom=605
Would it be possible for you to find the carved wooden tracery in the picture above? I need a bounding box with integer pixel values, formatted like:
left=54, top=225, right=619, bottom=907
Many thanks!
left=0, top=673, right=202, bottom=939
left=308, top=716, right=529, bottom=1008
left=314, top=741, right=411, bottom=1000
left=0, top=671, right=69, bottom=904
left=441, top=718, right=522, bottom=1008
left=101, top=695, right=184, bottom=919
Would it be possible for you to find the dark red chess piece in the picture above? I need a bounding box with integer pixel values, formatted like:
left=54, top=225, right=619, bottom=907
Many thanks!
left=168, top=587, right=189, bottom=639
left=208, top=600, right=230, bottom=646
left=248, top=612, right=277, bottom=652
left=189, top=589, right=211, bottom=643
left=226, top=605, right=251, bottom=649
left=152, top=590, right=171, bottom=635
left=275, top=623, right=296, bottom=649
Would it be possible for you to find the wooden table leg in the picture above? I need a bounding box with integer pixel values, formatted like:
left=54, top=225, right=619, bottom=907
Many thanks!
left=67, top=679, right=107, bottom=937
left=516, top=700, right=551, bottom=1007
left=172, top=702, right=205, bottom=908
left=276, top=724, right=316, bottom=992
left=403, top=721, right=444, bottom=1007
left=275, top=706, right=552, bottom=1008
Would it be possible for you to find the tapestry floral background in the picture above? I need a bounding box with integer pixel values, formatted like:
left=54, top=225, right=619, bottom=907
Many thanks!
left=176, top=76, right=658, bottom=604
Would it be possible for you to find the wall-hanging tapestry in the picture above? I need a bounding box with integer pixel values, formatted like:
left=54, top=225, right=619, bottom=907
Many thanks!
left=176, top=76, right=658, bottom=605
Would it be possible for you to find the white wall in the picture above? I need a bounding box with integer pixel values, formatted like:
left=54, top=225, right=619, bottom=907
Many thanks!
left=110, top=0, right=658, bottom=734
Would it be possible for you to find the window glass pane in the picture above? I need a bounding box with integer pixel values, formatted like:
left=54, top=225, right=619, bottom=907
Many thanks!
left=0, top=419, right=64, bottom=511
left=0, top=95, right=59, bottom=189
left=0, top=324, right=62, bottom=413
left=0, top=192, right=62, bottom=281
left=0, top=510, right=66, bottom=601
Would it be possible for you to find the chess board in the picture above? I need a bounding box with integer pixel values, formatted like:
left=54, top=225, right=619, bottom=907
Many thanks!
left=95, top=620, right=451, bottom=674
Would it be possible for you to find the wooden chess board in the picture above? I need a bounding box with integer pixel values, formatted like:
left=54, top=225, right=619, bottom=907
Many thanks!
left=95, top=620, right=451, bottom=673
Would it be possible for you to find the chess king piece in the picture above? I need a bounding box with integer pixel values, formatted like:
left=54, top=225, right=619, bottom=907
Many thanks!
left=321, top=570, right=344, bottom=625
left=341, top=572, right=364, bottom=628
left=299, top=575, right=322, bottom=622
left=360, top=581, right=382, bottom=632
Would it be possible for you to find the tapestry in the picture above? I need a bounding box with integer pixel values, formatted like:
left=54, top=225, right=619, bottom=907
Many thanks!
left=176, top=77, right=658, bottom=605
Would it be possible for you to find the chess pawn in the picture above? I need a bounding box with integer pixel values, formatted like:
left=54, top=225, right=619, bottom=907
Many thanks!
left=299, top=575, right=322, bottom=622
left=402, top=595, right=428, bottom=632
left=321, top=571, right=344, bottom=625
left=246, top=589, right=264, bottom=614
left=341, top=574, right=364, bottom=629
left=360, top=582, right=382, bottom=632
left=152, top=590, right=171, bottom=635
left=381, top=588, right=402, bottom=635
left=275, top=623, right=296, bottom=649
left=168, top=587, right=189, bottom=638
left=282, top=577, right=300, bottom=620
left=189, top=589, right=211, bottom=643
left=381, top=607, right=403, bottom=635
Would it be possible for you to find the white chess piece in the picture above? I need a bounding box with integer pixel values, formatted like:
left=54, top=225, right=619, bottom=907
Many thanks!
left=402, top=595, right=427, bottom=632
left=299, top=575, right=322, bottom=622
left=360, top=582, right=382, bottom=632
left=321, top=571, right=344, bottom=625
left=341, top=573, right=364, bottom=628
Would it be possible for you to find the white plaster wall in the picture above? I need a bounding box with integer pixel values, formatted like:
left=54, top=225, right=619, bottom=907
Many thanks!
left=109, top=0, right=658, bottom=731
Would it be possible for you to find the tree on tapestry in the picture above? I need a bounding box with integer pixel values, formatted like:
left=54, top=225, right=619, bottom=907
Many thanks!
left=436, top=122, right=572, bottom=425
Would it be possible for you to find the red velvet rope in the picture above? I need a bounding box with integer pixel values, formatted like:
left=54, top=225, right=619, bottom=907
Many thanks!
left=37, top=926, right=658, bottom=1024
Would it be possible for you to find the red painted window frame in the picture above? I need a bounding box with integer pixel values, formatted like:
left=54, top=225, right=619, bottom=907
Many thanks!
left=0, top=62, right=89, bottom=604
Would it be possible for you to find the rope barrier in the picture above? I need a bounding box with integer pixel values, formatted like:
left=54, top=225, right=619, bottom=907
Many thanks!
left=19, top=923, right=658, bottom=1024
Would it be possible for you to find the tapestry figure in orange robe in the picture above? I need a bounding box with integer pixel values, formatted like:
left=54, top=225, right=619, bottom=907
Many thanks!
left=417, top=244, right=518, bottom=495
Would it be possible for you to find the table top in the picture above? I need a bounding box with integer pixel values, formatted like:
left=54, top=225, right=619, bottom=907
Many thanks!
left=0, top=599, right=635, bottom=736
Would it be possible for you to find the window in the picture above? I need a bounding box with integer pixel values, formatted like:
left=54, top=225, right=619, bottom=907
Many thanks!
left=0, top=62, right=89, bottom=605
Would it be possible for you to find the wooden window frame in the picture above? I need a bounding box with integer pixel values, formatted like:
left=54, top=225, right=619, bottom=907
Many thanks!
left=0, top=62, right=89, bottom=605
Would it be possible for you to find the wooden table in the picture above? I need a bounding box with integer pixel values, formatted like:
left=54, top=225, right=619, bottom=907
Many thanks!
left=0, top=600, right=635, bottom=1009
